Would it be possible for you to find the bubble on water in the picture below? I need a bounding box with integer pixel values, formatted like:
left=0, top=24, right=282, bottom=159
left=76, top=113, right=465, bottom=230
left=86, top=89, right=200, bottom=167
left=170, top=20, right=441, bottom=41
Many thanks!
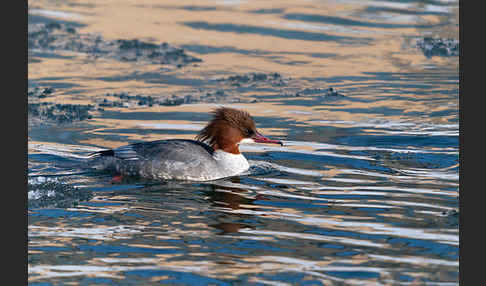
left=28, top=176, right=93, bottom=209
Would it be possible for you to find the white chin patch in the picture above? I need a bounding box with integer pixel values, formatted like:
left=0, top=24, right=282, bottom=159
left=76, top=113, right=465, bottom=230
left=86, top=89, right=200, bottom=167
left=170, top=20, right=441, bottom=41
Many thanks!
left=239, top=138, right=255, bottom=145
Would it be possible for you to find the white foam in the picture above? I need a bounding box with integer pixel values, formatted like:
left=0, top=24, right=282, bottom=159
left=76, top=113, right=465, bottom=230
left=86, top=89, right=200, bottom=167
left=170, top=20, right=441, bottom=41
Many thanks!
left=28, top=190, right=56, bottom=200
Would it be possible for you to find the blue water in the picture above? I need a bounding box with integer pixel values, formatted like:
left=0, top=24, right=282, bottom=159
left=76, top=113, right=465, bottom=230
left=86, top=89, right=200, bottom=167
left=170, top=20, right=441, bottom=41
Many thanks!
left=28, top=0, right=458, bottom=285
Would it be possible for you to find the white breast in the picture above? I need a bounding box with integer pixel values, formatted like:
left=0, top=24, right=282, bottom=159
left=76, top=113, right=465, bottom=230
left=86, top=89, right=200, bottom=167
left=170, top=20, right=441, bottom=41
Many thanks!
left=212, top=150, right=250, bottom=177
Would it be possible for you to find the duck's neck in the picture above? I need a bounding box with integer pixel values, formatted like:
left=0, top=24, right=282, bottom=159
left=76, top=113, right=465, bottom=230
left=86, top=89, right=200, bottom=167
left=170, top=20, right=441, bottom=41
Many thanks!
left=214, top=142, right=240, bottom=154
left=206, top=123, right=243, bottom=154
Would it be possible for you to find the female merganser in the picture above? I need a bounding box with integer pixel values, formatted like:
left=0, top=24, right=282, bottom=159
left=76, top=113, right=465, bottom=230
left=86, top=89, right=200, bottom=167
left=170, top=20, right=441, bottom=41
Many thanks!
left=90, top=107, right=283, bottom=181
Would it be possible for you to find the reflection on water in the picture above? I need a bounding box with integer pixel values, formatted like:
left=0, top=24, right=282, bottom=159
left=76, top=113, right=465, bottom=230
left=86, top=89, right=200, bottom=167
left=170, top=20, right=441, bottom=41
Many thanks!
left=28, top=0, right=458, bottom=284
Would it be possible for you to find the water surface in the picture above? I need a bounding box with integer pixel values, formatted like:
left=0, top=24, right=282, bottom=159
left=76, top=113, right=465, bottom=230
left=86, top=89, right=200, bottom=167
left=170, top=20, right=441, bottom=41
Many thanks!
left=28, top=0, right=459, bottom=285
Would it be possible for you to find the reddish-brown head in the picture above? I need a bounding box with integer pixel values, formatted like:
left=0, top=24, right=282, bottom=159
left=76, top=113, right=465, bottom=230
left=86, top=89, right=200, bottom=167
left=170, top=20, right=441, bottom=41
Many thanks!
left=196, top=107, right=283, bottom=154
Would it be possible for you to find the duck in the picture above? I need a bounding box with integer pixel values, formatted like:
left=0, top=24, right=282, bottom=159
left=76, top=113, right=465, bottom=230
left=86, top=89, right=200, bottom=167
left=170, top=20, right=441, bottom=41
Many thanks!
left=89, top=107, right=283, bottom=181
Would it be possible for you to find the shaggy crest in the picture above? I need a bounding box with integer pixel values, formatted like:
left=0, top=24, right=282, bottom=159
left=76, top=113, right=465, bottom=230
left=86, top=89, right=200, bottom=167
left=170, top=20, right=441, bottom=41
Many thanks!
left=196, top=107, right=256, bottom=148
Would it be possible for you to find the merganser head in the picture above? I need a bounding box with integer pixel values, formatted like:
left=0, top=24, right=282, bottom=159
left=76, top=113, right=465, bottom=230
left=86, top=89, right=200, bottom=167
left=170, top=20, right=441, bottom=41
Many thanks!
left=196, top=107, right=283, bottom=154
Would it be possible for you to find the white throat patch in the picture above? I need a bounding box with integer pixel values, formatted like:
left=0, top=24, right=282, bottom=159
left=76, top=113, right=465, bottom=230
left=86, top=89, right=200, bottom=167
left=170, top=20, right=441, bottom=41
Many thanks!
left=213, top=150, right=250, bottom=176
left=239, top=138, right=255, bottom=145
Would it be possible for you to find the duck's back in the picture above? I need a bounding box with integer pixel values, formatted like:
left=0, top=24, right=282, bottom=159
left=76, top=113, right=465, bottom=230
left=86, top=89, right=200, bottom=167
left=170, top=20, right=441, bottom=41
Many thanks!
left=90, top=139, right=222, bottom=181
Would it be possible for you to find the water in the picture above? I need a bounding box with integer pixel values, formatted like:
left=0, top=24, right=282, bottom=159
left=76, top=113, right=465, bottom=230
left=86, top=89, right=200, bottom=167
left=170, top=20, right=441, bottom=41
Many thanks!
left=28, top=0, right=459, bottom=285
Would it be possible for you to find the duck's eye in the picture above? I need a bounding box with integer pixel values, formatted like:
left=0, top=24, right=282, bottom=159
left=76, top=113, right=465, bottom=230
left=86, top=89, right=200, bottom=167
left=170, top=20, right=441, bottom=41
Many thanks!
left=244, top=128, right=254, bottom=136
